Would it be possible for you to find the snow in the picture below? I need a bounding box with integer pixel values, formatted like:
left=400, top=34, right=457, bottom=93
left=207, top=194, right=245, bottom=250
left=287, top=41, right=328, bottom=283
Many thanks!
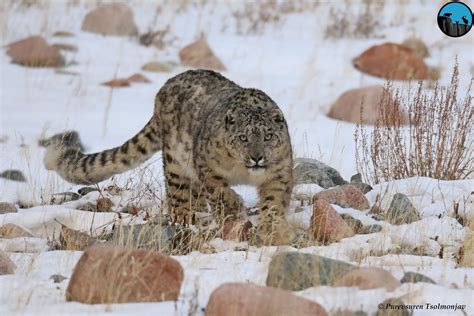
left=1, top=0, right=473, bottom=315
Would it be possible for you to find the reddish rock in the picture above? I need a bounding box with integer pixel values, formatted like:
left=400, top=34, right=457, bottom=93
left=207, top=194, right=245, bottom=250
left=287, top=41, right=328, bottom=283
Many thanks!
left=221, top=220, right=252, bottom=241
left=179, top=35, right=225, bottom=70
left=81, top=3, right=138, bottom=36
left=6, top=35, right=65, bottom=67
left=0, top=223, right=34, bottom=238
left=310, top=200, right=355, bottom=243
left=340, top=184, right=370, bottom=210
left=328, top=85, right=408, bottom=125
left=205, top=283, right=327, bottom=316
left=0, top=250, right=16, bottom=275
left=66, top=245, right=183, bottom=304
left=334, top=267, right=401, bottom=291
left=101, top=79, right=130, bottom=88
left=127, top=73, right=151, bottom=83
left=313, top=187, right=348, bottom=208
left=353, top=43, right=431, bottom=80
left=52, top=43, right=78, bottom=52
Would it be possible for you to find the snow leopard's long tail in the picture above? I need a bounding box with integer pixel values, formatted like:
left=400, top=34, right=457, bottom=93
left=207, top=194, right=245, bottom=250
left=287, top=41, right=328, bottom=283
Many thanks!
left=43, top=117, right=162, bottom=185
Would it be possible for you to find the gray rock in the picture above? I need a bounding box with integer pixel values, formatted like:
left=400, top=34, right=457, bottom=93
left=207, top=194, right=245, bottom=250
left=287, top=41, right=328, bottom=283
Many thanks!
left=0, top=202, right=18, bottom=214
left=0, top=170, right=26, bottom=182
left=78, top=187, right=98, bottom=196
left=293, top=158, right=347, bottom=188
left=350, top=173, right=373, bottom=194
left=266, top=252, right=355, bottom=291
left=50, top=274, right=68, bottom=283
left=376, top=298, right=410, bottom=316
left=400, top=271, right=436, bottom=284
left=385, top=193, right=420, bottom=225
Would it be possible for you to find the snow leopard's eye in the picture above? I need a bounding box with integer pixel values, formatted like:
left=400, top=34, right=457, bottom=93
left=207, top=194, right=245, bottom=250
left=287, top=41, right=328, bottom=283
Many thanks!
left=264, top=134, right=273, bottom=141
left=239, top=135, right=248, bottom=142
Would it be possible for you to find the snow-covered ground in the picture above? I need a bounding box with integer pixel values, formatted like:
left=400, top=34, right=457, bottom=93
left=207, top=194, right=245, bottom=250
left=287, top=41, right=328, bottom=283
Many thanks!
left=1, top=1, right=473, bottom=315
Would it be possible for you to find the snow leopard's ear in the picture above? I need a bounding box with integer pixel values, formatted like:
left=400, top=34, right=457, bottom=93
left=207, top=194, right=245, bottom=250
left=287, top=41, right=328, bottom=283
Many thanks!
left=273, top=111, right=285, bottom=129
left=225, top=110, right=236, bottom=129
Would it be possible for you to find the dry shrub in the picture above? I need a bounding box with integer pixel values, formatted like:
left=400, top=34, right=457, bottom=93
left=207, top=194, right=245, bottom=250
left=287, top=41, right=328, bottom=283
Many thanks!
left=355, top=62, right=473, bottom=184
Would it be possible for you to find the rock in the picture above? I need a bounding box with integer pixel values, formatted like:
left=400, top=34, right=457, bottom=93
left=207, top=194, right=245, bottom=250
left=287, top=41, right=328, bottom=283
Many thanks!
left=340, top=184, right=370, bottom=210
left=96, top=197, right=114, bottom=212
left=6, top=35, right=65, bottom=67
left=313, top=187, right=349, bottom=208
left=402, top=37, right=429, bottom=58
left=78, top=187, right=98, bottom=196
left=205, top=283, right=328, bottom=316
left=350, top=173, right=373, bottom=194
left=0, top=250, right=16, bottom=275
left=0, top=223, right=34, bottom=238
left=221, top=220, right=252, bottom=241
left=266, top=252, right=355, bottom=290
left=328, top=85, right=407, bottom=125
left=353, top=43, right=431, bottom=80
left=60, top=225, right=96, bottom=250
left=101, top=78, right=131, bottom=88
left=127, top=73, right=151, bottom=83
left=52, top=43, right=78, bottom=52
left=0, top=202, right=18, bottom=214
left=141, top=61, right=174, bottom=73
left=50, top=274, right=68, bottom=283
left=376, top=298, right=410, bottom=316
left=81, top=3, right=138, bottom=37
left=53, top=31, right=75, bottom=37
left=400, top=272, right=436, bottom=284
left=293, top=158, right=347, bottom=188
left=179, top=35, right=225, bottom=70
left=0, top=169, right=26, bottom=182
left=66, top=245, right=183, bottom=303
left=311, top=200, right=355, bottom=243
left=334, top=267, right=401, bottom=291
left=385, top=193, right=420, bottom=225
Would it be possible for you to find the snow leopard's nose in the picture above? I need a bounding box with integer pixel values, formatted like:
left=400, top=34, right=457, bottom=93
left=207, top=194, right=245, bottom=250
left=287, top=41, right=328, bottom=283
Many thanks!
left=249, top=156, right=264, bottom=166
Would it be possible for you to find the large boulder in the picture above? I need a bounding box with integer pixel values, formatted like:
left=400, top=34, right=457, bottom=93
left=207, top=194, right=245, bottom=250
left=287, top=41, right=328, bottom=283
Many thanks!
left=353, top=43, right=431, bottom=80
left=6, top=36, right=65, bottom=68
left=66, top=245, right=183, bottom=303
left=328, top=85, right=407, bottom=125
left=81, top=3, right=138, bottom=36
left=179, top=35, right=225, bottom=70
left=205, top=283, right=328, bottom=316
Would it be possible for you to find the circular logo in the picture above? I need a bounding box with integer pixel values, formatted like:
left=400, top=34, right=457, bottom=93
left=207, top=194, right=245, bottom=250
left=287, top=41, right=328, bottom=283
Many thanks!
left=437, top=1, right=473, bottom=37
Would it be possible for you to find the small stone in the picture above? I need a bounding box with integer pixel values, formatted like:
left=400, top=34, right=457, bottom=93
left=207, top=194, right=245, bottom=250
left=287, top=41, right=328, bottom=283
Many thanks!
left=101, top=78, right=130, bottom=88
left=96, top=197, right=114, bottom=212
left=53, top=31, right=75, bottom=37
left=141, top=61, right=174, bottom=72
left=266, top=252, right=355, bottom=291
left=6, top=35, right=65, bottom=67
left=50, top=274, right=68, bottom=283
left=60, top=225, right=96, bottom=250
left=205, top=283, right=328, bottom=316
left=52, top=43, right=78, bottom=52
left=340, top=184, right=370, bottom=210
left=81, top=3, right=138, bottom=37
left=179, top=34, right=225, bottom=70
left=0, top=170, right=26, bottom=182
left=127, top=73, right=151, bottom=83
left=78, top=187, right=98, bottom=196
left=350, top=173, right=373, bottom=194
left=385, top=193, right=420, bottom=225
left=66, top=245, right=183, bottom=303
left=0, top=223, right=34, bottom=238
left=400, top=271, right=436, bottom=284
left=311, top=200, right=355, bottom=243
left=334, top=267, right=401, bottom=291
left=293, top=158, right=347, bottom=188
left=0, top=202, right=18, bottom=214
left=0, top=250, right=16, bottom=275
left=221, top=220, right=252, bottom=241
left=376, top=298, right=410, bottom=316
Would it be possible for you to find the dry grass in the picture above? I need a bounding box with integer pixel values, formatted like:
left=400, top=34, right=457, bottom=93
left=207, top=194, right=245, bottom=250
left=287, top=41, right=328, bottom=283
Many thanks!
left=355, top=62, right=474, bottom=184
